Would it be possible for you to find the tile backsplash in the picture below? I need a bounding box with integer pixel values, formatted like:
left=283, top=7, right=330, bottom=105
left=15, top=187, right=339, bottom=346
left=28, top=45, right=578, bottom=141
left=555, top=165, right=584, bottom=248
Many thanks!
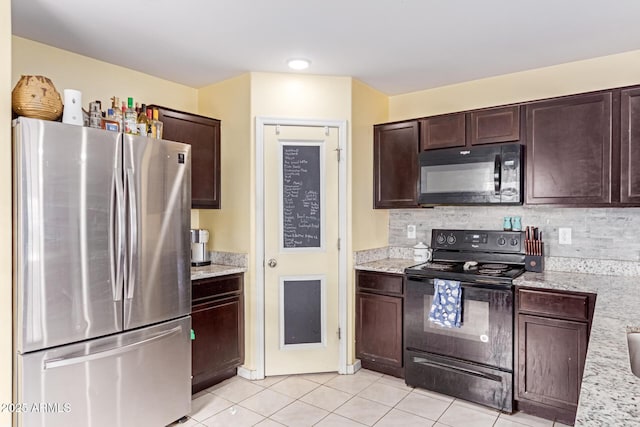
left=389, top=206, right=640, bottom=262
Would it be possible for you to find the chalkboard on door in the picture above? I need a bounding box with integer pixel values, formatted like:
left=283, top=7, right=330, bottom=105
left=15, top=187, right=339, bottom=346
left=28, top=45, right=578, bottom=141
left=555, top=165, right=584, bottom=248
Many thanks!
left=281, top=144, right=322, bottom=249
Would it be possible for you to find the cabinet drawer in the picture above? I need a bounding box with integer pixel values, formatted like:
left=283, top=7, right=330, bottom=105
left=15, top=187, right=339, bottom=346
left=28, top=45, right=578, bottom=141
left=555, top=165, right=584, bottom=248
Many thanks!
left=356, top=271, right=403, bottom=296
left=192, top=274, right=243, bottom=304
left=518, top=288, right=589, bottom=321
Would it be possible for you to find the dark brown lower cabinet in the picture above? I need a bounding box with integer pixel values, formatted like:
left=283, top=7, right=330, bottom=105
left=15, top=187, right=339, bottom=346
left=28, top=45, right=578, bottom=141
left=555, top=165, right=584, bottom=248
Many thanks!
left=515, top=287, right=596, bottom=425
left=355, top=270, right=404, bottom=377
left=192, top=274, right=244, bottom=394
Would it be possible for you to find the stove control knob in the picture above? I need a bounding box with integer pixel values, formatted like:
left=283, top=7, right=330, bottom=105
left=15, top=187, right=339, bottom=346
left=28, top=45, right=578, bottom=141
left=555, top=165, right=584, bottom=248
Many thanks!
left=446, top=235, right=456, bottom=244
left=497, top=237, right=507, bottom=246
left=436, top=234, right=446, bottom=244
left=510, top=238, right=519, bottom=246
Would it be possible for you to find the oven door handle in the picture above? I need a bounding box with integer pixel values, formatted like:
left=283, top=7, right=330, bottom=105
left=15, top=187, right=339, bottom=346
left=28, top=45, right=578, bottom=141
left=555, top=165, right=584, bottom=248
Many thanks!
left=413, top=357, right=503, bottom=383
left=494, top=154, right=502, bottom=195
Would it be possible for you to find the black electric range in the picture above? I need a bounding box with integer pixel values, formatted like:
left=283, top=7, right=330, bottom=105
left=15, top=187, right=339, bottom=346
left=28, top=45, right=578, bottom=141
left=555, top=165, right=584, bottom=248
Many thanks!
left=405, top=229, right=526, bottom=286
left=403, top=229, right=526, bottom=413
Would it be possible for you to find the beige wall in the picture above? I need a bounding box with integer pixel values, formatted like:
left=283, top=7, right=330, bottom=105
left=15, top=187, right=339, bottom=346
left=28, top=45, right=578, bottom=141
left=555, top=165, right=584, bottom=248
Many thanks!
left=197, top=73, right=253, bottom=365
left=348, top=79, right=389, bottom=362
left=389, top=49, right=640, bottom=121
left=198, top=73, right=252, bottom=252
left=1, top=0, right=11, bottom=424
left=250, top=72, right=352, bottom=120
left=250, top=72, right=352, bottom=370
left=12, top=36, right=198, bottom=114
left=350, top=79, right=389, bottom=251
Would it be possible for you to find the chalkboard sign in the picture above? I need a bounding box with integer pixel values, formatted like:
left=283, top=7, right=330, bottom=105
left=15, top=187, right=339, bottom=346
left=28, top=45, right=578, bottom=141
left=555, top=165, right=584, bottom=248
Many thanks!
left=282, top=145, right=322, bottom=249
left=283, top=279, right=322, bottom=345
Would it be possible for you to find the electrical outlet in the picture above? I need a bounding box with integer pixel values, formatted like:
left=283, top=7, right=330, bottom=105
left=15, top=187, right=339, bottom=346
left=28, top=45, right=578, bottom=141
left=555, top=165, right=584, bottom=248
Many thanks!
left=407, top=225, right=416, bottom=239
left=559, top=227, right=572, bottom=245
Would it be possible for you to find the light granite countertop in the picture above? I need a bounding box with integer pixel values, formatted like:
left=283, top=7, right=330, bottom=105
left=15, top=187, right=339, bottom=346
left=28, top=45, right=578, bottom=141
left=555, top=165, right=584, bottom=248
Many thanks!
left=354, top=258, right=418, bottom=275
left=514, top=271, right=640, bottom=426
left=352, top=248, right=640, bottom=426
left=191, top=264, right=247, bottom=281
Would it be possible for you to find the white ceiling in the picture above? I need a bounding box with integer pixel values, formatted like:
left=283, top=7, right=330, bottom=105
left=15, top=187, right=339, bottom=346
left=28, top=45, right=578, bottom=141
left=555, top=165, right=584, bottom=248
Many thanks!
left=11, top=0, right=640, bottom=95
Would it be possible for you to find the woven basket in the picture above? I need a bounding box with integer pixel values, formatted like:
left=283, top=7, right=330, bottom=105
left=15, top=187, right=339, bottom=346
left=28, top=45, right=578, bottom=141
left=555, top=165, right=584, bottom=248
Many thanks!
left=12, top=75, right=63, bottom=120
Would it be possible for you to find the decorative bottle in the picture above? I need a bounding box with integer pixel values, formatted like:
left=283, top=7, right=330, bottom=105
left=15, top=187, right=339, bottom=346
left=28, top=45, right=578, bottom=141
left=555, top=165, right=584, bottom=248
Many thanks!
left=124, top=97, right=138, bottom=135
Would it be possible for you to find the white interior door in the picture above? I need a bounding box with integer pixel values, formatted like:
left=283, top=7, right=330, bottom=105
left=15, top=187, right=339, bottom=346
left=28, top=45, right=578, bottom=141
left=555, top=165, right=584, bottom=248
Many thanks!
left=263, top=124, right=340, bottom=376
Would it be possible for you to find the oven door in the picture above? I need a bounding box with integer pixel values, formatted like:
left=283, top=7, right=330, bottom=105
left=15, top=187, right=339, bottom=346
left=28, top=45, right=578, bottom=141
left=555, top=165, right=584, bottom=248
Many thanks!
left=418, top=143, right=522, bottom=205
left=404, top=275, right=513, bottom=371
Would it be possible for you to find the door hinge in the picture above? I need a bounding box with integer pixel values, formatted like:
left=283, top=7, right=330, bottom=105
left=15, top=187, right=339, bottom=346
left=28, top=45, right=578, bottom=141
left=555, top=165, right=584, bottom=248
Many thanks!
left=338, top=328, right=341, bottom=340
left=334, top=147, right=342, bottom=161
left=275, top=124, right=281, bottom=135
left=324, top=126, right=330, bottom=136
left=337, top=238, right=341, bottom=250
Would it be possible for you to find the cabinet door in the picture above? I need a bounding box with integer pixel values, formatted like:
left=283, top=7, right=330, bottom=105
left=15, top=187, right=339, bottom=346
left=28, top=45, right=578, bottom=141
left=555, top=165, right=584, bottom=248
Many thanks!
left=373, top=121, right=419, bottom=208
left=517, top=314, right=587, bottom=418
left=420, top=113, right=465, bottom=150
left=153, top=106, right=221, bottom=209
left=355, top=292, right=403, bottom=367
left=470, top=106, right=520, bottom=145
left=621, top=87, right=640, bottom=204
left=525, top=92, right=613, bottom=205
left=191, top=295, right=244, bottom=393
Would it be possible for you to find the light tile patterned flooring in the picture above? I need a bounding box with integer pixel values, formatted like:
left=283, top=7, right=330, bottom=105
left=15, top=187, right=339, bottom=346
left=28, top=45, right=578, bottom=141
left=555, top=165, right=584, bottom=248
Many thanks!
left=169, top=369, right=571, bottom=427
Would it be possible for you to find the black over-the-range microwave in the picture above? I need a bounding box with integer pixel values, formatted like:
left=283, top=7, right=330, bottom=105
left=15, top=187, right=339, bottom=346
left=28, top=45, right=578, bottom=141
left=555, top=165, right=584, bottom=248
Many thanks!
left=418, top=143, right=523, bottom=205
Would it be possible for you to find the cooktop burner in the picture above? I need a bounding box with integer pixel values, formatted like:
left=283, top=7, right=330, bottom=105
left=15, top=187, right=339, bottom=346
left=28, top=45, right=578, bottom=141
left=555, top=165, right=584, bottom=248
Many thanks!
left=405, top=228, right=527, bottom=285
left=408, top=261, right=525, bottom=285
left=420, top=262, right=456, bottom=271
left=477, top=268, right=506, bottom=275
left=480, top=263, right=510, bottom=270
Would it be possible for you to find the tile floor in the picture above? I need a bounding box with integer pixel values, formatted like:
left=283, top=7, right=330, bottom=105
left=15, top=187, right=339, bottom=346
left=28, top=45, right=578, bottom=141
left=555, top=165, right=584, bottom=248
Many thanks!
left=169, top=369, right=571, bottom=427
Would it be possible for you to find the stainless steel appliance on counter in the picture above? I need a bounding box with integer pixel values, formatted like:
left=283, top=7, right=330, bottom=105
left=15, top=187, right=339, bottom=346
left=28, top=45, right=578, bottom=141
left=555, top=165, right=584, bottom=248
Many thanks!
left=13, top=117, right=192, bottom=427
left=190, top=228, right=211, bottom=266
left=404, top=229, right=526, bottom=413
left=418, top=143, right=523, bottom=205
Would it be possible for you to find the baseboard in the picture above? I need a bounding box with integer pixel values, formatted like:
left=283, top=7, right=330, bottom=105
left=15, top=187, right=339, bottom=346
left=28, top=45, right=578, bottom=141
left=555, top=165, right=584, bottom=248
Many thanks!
left=345, top=359, right=362, bottom=375
left=240, top=362, right=358, bottom=379
left=237, top=366, right=262, bottom=381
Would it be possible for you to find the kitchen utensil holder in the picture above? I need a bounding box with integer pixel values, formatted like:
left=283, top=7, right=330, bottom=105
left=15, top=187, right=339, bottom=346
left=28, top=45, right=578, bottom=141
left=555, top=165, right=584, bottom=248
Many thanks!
left=525, top=253, right=544, bottom=273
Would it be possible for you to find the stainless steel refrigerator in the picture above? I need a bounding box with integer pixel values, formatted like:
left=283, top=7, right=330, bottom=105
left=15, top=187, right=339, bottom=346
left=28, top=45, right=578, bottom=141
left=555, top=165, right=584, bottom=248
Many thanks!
left=13, top=117, right=192, bottom=427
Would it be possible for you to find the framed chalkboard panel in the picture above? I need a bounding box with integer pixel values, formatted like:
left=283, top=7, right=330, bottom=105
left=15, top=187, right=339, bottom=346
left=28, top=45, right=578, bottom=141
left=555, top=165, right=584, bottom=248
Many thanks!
left=279, top=275, right=326, bottom=349
left=279, top=143, right=324, bottom=251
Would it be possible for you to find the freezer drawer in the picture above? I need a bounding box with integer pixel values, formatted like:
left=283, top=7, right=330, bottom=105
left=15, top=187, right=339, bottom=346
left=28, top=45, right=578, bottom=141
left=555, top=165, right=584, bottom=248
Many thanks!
left=16, top=317, right=191, bottom=427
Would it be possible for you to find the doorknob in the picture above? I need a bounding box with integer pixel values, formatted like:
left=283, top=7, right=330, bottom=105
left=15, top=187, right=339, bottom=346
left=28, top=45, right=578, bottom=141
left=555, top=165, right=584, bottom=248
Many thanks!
left=267, top=258, right=277, bottom=268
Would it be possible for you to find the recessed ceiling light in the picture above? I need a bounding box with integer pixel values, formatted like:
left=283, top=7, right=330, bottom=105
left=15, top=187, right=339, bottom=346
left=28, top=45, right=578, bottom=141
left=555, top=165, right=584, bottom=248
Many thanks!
left=287, top=58, right=311, bottom=70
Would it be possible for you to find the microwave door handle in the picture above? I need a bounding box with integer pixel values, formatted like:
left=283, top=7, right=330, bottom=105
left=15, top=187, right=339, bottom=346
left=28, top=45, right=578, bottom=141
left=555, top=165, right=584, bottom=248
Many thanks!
left=494, top=154, right=501, bottom=195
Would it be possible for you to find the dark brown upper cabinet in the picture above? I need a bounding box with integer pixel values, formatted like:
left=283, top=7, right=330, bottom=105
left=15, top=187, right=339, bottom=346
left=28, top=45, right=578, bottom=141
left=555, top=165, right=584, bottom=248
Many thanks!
left=420, top=106, right=520, bottom=151
left=469, top=106, right=521, bottom=146
left=373, top=120, right=419, bottom=208
left=621, top=87, right=640, bottom=204
left=151, top=106, right=221, bottom=209
left=525, top=92, right=613, bottom=206
left=420, top=113, right=465, bottom=150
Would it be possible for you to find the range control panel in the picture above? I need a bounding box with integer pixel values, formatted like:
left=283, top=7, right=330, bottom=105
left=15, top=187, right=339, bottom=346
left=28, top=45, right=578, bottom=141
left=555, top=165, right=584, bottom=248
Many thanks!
left=431, top=229, right=524, bottom=253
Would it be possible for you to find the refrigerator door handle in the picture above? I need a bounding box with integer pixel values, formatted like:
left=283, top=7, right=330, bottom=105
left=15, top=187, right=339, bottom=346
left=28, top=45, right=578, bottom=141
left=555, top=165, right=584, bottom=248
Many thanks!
left=126, top=168, right=137, bottom=300
left=43, top=325, right=183, bottom=370
left=110, top=169, right=126, bottom=301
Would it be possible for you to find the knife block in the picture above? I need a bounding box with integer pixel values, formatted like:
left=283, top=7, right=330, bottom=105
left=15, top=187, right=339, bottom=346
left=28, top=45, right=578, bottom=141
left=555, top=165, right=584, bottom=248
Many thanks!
left=525, top=254, right=544, bottom=272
